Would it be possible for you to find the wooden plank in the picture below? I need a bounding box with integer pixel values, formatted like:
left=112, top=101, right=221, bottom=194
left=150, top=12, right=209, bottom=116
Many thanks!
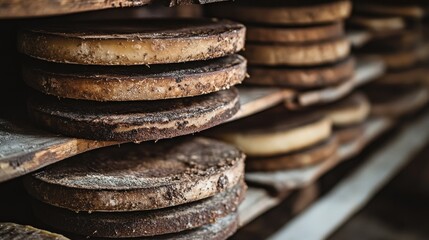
left=245, top=118, right=392, bottom=192
left=0, top=119, right=119, bottom=182
left=354, top=57, right=385, bottom=87
left=231, top=87, right=292, bottom=121
left=238, top=187, right=284, bottom=226
left=347, top=30, right=372, bottom=48
left=268, top=110, right=429, bottom=240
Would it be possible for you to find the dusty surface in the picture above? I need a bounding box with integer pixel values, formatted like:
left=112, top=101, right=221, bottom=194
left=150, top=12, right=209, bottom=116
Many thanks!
left=246, top=57, right=354, bottom=89
left=24, top=137, right=245, bottom=211
left=244, top=37, right=351, bottom=66
left=18, top=19, right=245, bottom=65
left=247, top=22, right=344, bottom=43
left=32, top=183, right=245, bottom=238
left=27, top=88, right=240, bottom=141
left=206, top=0, right=351, bottom=25
left=23, top=54, right=246, bottom=101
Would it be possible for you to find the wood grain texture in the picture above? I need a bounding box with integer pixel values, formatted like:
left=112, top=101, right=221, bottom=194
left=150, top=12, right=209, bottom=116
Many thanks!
left=0, top=119, right=118, bottom=183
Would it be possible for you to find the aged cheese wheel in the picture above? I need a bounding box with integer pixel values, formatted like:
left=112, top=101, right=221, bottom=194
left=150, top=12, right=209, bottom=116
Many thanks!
left=24, top=137, right=245, bottom=212
left=31, top=183, right=245, bottom=238
left=365, top=48, right=422, bottom=70
left=0, top=222, right=69, bottom=240
left=27, top=88, right=239, bottom=141
left=246, top=57, right=354, bottom=88
left=18, top=19, right=245, bottom=65
left=322, top=92, right=370, bottom=127
left=349, top=15, right=406, bottom=32
left=211, top=107, right=332, bottom=157
left=246, top=22, right=344, bottom=43
left=366, top=85, right=429, bottom=118
left=363, top=30, right=422, bottom=52
left=354, top=3, right=425, bottom=19
left=206, top=0, right=351, bottom=25
left=23, top=54, right=246, bottom=101
left=244, top=37, right=350, bottom=66
left=246, top=136, right=338, bottom=171
left=377, top=67, right=426, bottom=85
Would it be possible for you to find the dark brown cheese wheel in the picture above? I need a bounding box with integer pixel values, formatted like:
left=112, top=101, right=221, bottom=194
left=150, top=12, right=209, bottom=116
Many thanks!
left=18, top=19, right=245, bottom=65
left=365, top=85, right=429, bottom=118
left=246, top=57, right=354, bottom=89
left=24, top=137, right=245, bottom=212
left=68, top=213, right=240, bottom=240
left=247, top=22, right=344, bottom=44
left=206, top=0, right=351, bottom=25
left=27, top=88, right=240, bottom=141
left=244, top=37, right=350, bottom=66
left=32, top=183, right=245, bottom=238
left=246, top=136, right=338, bottom=171
left=23, top=54, right=247, bottom=101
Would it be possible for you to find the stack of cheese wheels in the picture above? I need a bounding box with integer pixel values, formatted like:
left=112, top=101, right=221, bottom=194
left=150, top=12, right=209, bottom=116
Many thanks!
left=24, top=137, right=246, bottom=239
left=207, top=0, right=353, bottom=89
left=209, top=106, right=337, bottom=171
left=18, top=19, right=246, bottom=142
left=210, top=92, right=370, bottom=172
left=320, top=92, right=371, bottom=144
left=349, top=0, right=429, bottom=116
